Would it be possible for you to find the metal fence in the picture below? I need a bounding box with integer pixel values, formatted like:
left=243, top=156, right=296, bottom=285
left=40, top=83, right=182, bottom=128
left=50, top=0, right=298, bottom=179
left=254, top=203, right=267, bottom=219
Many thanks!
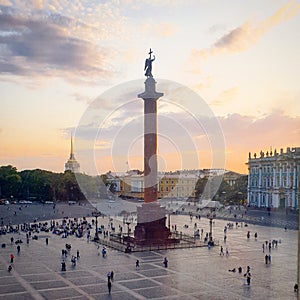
left=95, top=232, right=219, bottom=253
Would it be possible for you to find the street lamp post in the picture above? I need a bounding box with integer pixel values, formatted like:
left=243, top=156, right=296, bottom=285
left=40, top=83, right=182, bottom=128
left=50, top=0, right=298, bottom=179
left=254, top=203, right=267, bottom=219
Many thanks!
left=207, top=208, right=216, bottom=245
left=92, top=210, right=101, bottom=241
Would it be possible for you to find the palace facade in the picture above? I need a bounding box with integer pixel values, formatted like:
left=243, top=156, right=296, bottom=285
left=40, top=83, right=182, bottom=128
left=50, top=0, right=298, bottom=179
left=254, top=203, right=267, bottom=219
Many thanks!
left=247, top=147, right=300, bottom=209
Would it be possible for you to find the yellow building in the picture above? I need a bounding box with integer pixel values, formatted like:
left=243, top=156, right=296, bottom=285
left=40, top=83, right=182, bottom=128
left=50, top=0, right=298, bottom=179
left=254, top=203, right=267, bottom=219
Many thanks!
left=113, top=172, right=198, bottom=200
left=158, top=174, right=198, bottom=199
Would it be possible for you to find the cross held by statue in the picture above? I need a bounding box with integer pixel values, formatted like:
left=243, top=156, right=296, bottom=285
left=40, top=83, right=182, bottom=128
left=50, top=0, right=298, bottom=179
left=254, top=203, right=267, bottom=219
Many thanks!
left=148, top=48, right=153, bottom=59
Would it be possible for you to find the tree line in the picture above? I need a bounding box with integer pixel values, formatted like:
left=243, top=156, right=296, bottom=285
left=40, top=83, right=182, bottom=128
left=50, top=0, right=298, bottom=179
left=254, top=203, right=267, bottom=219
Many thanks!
left=0, top=165, right=247, bottom=206
left=0, top=165, right=108, bottom=202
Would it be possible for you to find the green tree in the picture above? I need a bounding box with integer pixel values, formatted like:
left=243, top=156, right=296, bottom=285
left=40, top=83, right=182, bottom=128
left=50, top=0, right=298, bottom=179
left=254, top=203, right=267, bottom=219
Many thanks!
left=0, top=165, right=21, bottom=198
left=19, top=169, right=55, bottom=201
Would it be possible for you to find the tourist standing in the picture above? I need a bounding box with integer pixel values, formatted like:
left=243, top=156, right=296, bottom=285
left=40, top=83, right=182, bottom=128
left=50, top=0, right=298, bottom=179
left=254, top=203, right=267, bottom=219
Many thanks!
left=107, top=279, right=112, bottom=294
left=265, top=254, right=269, bottom=264
left=102, top=247, right=106, bottom=258
left=246, top=272, right=251, bottom=285
left=163, top=257, right=168, bottom=268
left=244, top=266, right=251, bottom=286
left=61, top=260, right=66, bottom=271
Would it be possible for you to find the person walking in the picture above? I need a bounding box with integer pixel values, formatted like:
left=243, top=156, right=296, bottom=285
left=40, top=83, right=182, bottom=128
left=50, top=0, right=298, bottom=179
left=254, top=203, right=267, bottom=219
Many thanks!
left=136, top=259, right=140, bottom=270
left=46, top=238, right=48, bottom=245
left=17, top=245, right=20, bottom=254
left=107, top=279, right=112, bottom=294
left=10, top=254, right=14, bottom=263
left=220, top=246, right=224, bottom=256
left=76, top=250, right=80, bottom=259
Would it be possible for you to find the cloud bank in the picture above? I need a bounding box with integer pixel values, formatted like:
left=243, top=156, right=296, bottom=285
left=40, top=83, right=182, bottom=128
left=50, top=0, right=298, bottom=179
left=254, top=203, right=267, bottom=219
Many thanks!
left=192, top=1, right=300, bottom=60
left=0, top=1, right=127, bottom=84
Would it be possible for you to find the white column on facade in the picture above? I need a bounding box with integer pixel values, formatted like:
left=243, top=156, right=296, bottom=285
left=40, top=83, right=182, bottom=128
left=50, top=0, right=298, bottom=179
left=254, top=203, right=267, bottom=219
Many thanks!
left=287, top=163, right=290, bottom=188
left=247, top=166, right=251, bottom=205
left=279, top=163, right=282, bottom=187
left=258, top=166, right=262, bottom=188
left=258, top=166, right=262, bottom=207
left=292, top=162, right=297, bottom=208
left=273, top=164, right=276, bottom=187
left=293, top=163, right=296, bottom=188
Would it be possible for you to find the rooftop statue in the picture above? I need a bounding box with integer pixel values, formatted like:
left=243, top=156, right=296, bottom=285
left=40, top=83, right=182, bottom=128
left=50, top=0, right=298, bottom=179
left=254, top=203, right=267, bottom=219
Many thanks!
left=144, top=48, right=155, bottom=77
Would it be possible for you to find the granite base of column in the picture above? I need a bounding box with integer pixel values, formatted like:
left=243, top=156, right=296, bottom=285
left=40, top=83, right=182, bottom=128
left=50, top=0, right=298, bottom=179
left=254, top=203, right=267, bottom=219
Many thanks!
left=134, top=202, right=172, bottom=245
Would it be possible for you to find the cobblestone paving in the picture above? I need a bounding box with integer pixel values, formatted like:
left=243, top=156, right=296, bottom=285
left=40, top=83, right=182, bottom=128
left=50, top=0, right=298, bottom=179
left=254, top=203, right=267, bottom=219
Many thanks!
left=0, top=214, right=298, bottom=299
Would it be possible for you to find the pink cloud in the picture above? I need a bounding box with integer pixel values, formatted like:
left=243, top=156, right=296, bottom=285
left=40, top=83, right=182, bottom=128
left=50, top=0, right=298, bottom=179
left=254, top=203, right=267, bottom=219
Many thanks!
left=192, top=1, right=300, bottom=60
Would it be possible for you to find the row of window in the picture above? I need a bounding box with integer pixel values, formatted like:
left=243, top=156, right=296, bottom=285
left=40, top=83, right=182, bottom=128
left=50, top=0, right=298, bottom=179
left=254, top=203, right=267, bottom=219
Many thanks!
left=160, top=186, right=195, bottom=192
left=250, top=164, right=296, bottom=174
left=160, top=180, right=196, bottom=184
left=250, top=175, right=294, bottom=187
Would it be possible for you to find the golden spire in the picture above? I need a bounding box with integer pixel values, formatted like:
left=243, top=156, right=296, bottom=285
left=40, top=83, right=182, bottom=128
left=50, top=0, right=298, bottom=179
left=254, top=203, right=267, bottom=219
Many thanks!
left=65, top=134, right=80, bottom=173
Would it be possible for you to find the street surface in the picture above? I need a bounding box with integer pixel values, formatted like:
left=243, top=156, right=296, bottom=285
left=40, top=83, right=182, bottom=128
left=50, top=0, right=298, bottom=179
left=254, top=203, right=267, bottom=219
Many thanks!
left=0, top=209, right=298, bottom=299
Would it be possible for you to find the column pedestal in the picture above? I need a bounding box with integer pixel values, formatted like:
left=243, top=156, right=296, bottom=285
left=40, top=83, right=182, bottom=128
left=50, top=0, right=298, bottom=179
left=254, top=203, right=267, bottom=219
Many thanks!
left=134, top=202, right=170, bottom=245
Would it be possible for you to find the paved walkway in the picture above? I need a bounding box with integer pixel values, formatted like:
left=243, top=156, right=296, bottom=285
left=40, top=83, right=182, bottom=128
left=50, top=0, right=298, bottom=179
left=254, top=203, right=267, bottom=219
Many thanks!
left=0, top=215, right=297, bottom=299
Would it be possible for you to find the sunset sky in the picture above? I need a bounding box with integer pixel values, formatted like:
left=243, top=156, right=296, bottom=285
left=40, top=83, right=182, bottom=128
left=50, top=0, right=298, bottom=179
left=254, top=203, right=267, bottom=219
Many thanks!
left=0, top=0, right=299, bottom=175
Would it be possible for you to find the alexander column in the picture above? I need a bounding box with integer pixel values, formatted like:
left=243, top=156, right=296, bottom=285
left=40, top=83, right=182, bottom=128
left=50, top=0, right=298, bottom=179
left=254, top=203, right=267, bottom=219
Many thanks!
left=134, top=49, right=170, bottom=244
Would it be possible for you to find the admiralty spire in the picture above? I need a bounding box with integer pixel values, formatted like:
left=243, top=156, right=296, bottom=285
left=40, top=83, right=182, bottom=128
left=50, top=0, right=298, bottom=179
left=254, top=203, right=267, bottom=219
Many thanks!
left=65, top=135, right=80, bottom=173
